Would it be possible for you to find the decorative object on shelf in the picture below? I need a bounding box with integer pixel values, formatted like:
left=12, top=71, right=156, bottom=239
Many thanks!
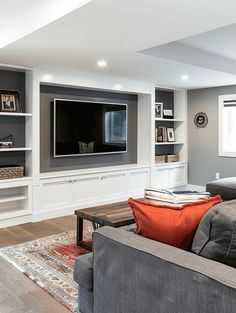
left=0, top=134, right=13, bottom=148
left=167, top=128, right=175, bottom=142
left=155, top=102, right=163, bottom=119
left=156, top=127, right=167, bottom=142
left=194, top=112, right=208, bottom=128
left=0, top=90, right=21, bottom=113
left=78, top=141, right=94, bottom=154
left=165, top=154, right=179, bottom=163
left=163, top=109, right=173, bottom=119
left=155, top=155, right=166, bottom=164
left=0, top=164, right=24, bottom=180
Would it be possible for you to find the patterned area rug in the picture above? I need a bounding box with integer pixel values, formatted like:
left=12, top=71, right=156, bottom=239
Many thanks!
left=0, top=230, right=91, bottom=313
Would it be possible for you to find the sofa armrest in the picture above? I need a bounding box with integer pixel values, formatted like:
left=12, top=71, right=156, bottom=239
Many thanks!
left=74, top=252, right=93, bottom=291
left=93, top=226, right=236, bottom=313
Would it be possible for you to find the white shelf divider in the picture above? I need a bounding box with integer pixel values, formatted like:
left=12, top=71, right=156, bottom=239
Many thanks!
left=155, top=142, right=184, bottom=145
left=155, top=118, right=183, bottom=122
left=0, top=112, right=32, bottom=117
left=0, top=147, right=32, bottom=152
left=0, top=194, right=27, bottom=204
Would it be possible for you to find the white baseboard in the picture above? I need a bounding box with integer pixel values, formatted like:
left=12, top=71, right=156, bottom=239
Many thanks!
left=0, top=215, right=32, bottom=228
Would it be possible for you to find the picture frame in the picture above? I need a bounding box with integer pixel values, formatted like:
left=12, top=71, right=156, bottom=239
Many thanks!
left=155, top=102, right=163, bottom=119
left=0, top=91, right=21, bottom=113
left=163, top=109, right=173, bottom=119
left=167, top=127, right=175, bottom=142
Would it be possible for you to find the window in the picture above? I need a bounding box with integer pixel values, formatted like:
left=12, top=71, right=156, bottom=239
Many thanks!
left=219, top=95, right=236, bottom=157
left=104, top=109, right=127, bottom=144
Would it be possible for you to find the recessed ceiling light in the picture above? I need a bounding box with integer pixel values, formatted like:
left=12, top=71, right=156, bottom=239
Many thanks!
left=42, top=74, right=53, bottom=81
left=114, top=84, right=122, bottom=90
left=181, top=75, right=189, bottom=80
left=97, top=60, right=107, bottom=68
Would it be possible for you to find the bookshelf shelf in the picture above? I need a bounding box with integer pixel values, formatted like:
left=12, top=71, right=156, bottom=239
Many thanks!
left=0, top=147, right=32, bottom=152
left=155, top=118, right=183, bottom=122
left=0, top=112, right=32, bottom=117
left=155, top=142, right=184, bottom=145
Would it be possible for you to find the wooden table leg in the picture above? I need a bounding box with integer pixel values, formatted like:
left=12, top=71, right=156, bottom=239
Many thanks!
left=77, top=217, right=83, bottom=246
left=77, top=216, right=92, bottom=251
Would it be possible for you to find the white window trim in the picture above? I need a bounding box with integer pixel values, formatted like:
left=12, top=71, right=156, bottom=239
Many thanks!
left=219, top=94, right=236, bottom=157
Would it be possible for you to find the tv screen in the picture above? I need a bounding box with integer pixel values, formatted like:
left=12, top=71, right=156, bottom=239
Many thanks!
left=53, top=99, right=127, bottom=157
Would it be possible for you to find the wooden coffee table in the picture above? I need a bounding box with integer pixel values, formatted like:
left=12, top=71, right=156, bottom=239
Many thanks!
left=75, top=201, right=134, bottom=251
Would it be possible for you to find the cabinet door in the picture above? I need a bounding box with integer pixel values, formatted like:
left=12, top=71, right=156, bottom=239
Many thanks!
left=73, top=175, right=100, bottom=205
left=153, top=167, right=169, bottom=189
left=169, top=166, right=186, bottom=187
left=41, top=179, right=73, bottom=211
left=101, top=172, right=127, bottom=200
left=128, top=169, right=149, bottom=197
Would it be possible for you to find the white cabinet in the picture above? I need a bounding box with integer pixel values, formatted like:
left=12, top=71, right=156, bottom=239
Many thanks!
left=153, top=163, right=187, bottom=189
left=101, top=172, right=127, bottom=200
left=0, top=179, right=32, bottom=228
left=41, top=178, right=73, bottom=211
left=153, top=167, right=170, bottom=189
left=169, top=165, right=186, bottom=187
left=128, top=169, right=150, bottom=196
left=73, top=175, right=100, bottom=205
left=36, top=166, right=150, bottom=221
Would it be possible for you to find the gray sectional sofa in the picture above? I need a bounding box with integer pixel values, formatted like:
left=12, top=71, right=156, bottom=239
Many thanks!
left=74, top=226, right=236, bottom=313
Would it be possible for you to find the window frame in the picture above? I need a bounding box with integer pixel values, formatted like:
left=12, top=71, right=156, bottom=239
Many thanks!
left=219, top=94, right=236, bottom=157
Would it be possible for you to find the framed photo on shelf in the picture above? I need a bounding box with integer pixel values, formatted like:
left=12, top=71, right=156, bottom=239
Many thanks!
left=0, top=91, right=21, bottom=113
left=167, top=128, right=175, bottom=142
left=163, top=109, right=173, bottom=119
left=155, top=102, right=163, bottom=119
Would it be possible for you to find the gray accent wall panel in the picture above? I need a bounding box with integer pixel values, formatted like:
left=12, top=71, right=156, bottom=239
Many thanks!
left=40, top=85, right=137, bottom=173
left=188, top=85, right=236, bottom=186
left=0, top=70, right=25, bottom=167
left=155, top=89, right=174, bottom=155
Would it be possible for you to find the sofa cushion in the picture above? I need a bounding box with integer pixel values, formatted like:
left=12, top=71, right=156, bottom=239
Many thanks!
left=192, top=199, right=236, bottom=268
left=206, top=177, right=236, bottom=200
left=128, top=196, right=222, bottom=250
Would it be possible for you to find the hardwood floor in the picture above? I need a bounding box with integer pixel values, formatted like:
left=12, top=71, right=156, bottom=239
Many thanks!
left=0, top=215, right=85, bottom=313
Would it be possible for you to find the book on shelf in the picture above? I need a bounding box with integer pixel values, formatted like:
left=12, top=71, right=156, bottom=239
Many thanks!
left=156, top=127, right=168, bottom=142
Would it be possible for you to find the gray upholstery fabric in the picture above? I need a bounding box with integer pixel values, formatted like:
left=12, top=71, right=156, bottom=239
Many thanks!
left=74, top=253, right=93, bottom=313
left=78, top=288, right=93, bottom=313
left=192, top=200, right=236, bottom=268
left=93, top=227, right=236, bottom=313
left=74, top=253, right=93, bottom=290
left=206, top=177, right=236, bottom=200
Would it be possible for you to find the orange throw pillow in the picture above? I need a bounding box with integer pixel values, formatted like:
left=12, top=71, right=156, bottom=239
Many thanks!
left=128, top=196, right=222, bottom=250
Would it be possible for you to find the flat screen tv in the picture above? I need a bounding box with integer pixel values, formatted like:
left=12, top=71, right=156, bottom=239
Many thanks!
left=53, top=99, right=127, bottom=157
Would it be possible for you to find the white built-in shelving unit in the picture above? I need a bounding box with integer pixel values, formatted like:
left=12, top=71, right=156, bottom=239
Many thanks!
left=152, top=88, right=187, bottom=188
left=0, top=66, right=188, bottom=228
left=0, top=67, right=33, bottom=227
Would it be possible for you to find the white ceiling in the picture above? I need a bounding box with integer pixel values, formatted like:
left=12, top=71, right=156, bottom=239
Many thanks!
left=0, top=0, right=93, bottom=48
left=2, top=0, right=236, bottom=89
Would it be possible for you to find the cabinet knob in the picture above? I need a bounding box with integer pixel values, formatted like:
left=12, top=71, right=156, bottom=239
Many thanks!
left=69, top=180, right=76, bottom=184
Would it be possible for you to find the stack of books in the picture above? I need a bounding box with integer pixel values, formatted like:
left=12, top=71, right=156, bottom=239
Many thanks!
left=155, top=127, right=167, bottom=142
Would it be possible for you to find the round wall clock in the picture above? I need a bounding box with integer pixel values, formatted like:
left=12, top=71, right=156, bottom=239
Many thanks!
left=194, top=112, right=208, bottom=128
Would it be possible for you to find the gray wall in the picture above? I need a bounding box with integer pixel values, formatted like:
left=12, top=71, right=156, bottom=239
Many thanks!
left=40, top=85, right=137, bottom=173
left=188, top=85, right=236, bottom=186
left=0, top=70, right=25, bottom=167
